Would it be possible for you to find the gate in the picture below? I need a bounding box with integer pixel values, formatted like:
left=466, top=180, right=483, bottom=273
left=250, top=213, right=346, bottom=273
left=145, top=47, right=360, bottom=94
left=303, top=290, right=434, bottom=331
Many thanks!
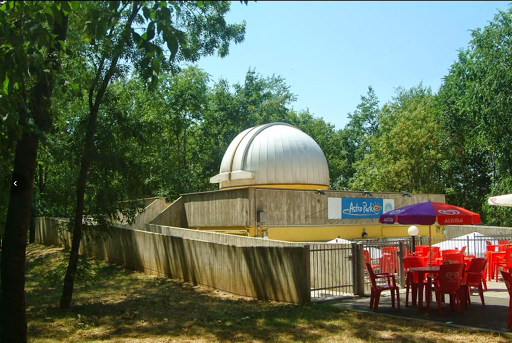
left=310, top=243, right=353, bottom=300
left=360, top=239, right=409, bottom=294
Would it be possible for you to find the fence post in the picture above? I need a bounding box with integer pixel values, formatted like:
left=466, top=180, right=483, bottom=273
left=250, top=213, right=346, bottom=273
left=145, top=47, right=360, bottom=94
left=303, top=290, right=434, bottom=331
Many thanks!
left=303, top=244, right=311, bottom=304
left=399, top=241, right=405, bottom=287
left=352, top=242, right=365, bottom=296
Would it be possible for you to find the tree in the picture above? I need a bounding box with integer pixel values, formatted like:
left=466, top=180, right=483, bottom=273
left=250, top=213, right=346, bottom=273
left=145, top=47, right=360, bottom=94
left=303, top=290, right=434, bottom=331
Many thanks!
left=436, top=5, right=512, bottom=218
left=335, top=86, right=380, bottom=189
left=0, top=2, right=72, bottom=341
left=198, top=68, right=297, bottom=190
left=59, top=1, right=246, bottom=309
left=350, top=84, right=445, bottom=194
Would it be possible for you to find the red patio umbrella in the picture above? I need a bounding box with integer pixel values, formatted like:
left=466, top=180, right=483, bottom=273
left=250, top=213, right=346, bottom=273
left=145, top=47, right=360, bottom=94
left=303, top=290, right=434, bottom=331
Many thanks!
left=379, top=201, right=481, bottom=266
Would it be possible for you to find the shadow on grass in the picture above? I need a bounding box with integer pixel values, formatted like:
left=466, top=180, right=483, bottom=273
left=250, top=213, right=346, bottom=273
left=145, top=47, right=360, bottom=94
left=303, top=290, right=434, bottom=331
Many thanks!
left=24, top=244, right=510, bottom=342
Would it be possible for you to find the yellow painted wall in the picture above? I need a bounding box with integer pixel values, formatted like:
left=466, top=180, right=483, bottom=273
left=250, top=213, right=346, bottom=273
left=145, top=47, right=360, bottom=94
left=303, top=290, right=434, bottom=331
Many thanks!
left=223, top=184, right=329, bottom=190
left=195, top=224, right=445, bottom=242
left=264, top=224, right=444, bottom=241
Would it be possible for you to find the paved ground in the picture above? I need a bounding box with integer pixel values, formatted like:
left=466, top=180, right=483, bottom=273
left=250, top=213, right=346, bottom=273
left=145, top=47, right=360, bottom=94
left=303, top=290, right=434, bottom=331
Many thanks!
left=327, top=280, right=512, bottom=334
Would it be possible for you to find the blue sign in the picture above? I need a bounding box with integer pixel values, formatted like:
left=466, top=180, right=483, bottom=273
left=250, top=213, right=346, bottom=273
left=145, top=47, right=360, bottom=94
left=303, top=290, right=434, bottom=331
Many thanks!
left=341, top=198, right=387, bottom=219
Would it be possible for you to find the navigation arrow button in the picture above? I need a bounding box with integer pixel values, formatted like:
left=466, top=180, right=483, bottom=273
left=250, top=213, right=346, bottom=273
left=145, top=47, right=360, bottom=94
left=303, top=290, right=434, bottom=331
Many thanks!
left=11, top=172, right=26, bottom=194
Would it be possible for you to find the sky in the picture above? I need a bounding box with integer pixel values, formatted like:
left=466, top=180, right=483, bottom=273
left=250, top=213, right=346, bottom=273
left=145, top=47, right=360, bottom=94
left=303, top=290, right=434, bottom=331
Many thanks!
left=190, top=1, right=511, bottom=131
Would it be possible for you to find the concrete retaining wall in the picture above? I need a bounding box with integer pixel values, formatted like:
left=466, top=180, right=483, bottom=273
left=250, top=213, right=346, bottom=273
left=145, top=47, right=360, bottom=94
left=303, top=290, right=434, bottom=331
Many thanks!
left=115, top=197, right=168, bottom=231
left=145, top=223, right=304, bottom=247
left=36, top=217, right=310, bottom=304
left=149, top=197, right=187, bottom=227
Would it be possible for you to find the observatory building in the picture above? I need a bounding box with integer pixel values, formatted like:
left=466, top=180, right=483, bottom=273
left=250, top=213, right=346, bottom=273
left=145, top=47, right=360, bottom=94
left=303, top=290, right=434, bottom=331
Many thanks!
left=209, top=123, right=330, bottom=190
left=149, top=122, right=445, bottom=241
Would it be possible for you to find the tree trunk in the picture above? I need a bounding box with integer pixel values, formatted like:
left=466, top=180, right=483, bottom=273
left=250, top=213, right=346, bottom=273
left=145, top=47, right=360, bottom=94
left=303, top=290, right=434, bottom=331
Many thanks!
left=59, top=3, right=141, bottom=309
left=28, top=200, right=36, bottom=244
left=0, top=12, right=68, bottom=342
left=0, top=133, right=39, bottom=343
left=59, top=104, right=98, bottom=309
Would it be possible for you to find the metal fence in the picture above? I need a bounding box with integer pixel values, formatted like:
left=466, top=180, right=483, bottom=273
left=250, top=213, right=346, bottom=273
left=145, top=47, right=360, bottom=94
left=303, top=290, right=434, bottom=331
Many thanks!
left=357, top=238, right=410, bottom=293
left=309, top=243, right=353, bottom=300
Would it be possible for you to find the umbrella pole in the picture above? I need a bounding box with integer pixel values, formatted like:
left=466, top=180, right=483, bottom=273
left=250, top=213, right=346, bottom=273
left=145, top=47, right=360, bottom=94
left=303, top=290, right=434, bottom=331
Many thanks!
left=429, top=225, right=432, bottom=267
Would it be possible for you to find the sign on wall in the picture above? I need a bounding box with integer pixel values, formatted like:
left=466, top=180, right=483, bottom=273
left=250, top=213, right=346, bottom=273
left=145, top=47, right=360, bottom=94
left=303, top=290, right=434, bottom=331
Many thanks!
left=328, top=197, right=395, bottom=219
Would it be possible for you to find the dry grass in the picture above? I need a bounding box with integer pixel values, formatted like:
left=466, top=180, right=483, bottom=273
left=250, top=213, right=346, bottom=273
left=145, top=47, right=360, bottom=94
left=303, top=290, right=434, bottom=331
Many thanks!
left=18, top=243, right=510, bottom=342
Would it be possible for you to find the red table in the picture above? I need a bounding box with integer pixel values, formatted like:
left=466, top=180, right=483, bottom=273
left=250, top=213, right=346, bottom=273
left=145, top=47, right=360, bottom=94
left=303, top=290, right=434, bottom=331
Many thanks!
left=408, top=266, right=440, bottom=311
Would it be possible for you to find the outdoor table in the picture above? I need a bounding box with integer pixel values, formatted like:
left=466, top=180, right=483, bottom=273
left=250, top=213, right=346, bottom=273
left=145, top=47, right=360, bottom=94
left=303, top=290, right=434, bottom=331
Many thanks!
left=408, top=266, right=440, bottom=311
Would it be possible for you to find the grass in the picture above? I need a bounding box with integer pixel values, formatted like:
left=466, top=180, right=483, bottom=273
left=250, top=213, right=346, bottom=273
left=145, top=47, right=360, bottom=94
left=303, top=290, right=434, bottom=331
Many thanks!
left=15, top=243, right=511, bottom=342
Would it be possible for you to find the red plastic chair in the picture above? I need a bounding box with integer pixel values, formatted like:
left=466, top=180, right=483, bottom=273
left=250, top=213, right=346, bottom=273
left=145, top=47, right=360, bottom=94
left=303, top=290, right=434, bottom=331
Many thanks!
left=496, top=247, right=512, bottom=281
left=443, top=253, right=464, bottom=265
left=365, top=262, right=400, bottom=312
left=500, top=270, right=512, bottom=329
left=380, top=247, right=398, bottom=274
left=487, top=244, right=499, bottom=252
left=403, top=256, right=426, bottom=307
left=414, top=245, right=429, bottom=256
left=422, top=247, right=441, bottom=266
left=442, top=249, right=460, bottom=255
left=364, top=249, right=379, bottom=271
left=462, top=258, right=487, bottom=307
left=499, top=239, right=510, bottom=245
left=432, top=263, right=465, bottom=316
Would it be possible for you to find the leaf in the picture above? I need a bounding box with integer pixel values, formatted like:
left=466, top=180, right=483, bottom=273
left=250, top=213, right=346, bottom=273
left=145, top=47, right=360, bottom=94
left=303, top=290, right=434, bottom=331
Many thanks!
left=165, top=33, right=179, bottom=61
left=147, top=22, right=155, bottom=41
left=151, top=58, right=160, bottom=73
left=60, top=1, right=72, bottom=15
left=132, top=31, right=142, bottom=46
left=142, top=6, right=150, bottom=20
left=69, top=1, right=80, bottom=10
left=2, top=75, right=9, bottom=95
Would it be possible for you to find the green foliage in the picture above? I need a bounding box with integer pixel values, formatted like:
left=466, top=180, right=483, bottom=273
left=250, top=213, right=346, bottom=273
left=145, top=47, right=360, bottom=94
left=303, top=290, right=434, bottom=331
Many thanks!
left=0, top=1, right=73, bottom=154
left=350, top=84, right=444, bottom=194
left=436, top=5, right=512, bottom=219
left=336, top=86, right=380, bottom=190
left=6, top=0, right=512, bottom=235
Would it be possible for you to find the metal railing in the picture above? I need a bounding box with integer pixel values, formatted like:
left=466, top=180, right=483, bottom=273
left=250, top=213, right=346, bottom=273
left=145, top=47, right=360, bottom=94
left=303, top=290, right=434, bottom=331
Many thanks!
left=309, top=242, right=353, bottom=300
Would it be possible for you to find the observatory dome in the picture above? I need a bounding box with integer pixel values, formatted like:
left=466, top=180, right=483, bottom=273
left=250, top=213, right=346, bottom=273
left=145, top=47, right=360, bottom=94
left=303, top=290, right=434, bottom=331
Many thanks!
left=210, top=123, right=330, bottom=189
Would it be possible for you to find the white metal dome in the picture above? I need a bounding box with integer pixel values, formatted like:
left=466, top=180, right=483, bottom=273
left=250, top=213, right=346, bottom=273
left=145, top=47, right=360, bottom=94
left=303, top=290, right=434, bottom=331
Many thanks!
left=210, top=123, right=330, bottom=189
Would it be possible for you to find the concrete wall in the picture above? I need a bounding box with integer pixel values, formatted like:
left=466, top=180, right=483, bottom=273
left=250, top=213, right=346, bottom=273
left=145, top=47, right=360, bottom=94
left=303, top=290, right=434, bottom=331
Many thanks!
left=149, top=197, right=186, bottom=227
left=253, top=189, right=445, bottom=226
left=145, top=223, right=305, bottom=247
left=115, top=197, right=168, bottom=231
left=150, top=187, right=446, bottom=230
left=183, top=188, right=250, bottom=228
left=36, top=217, right=310, bottom=304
